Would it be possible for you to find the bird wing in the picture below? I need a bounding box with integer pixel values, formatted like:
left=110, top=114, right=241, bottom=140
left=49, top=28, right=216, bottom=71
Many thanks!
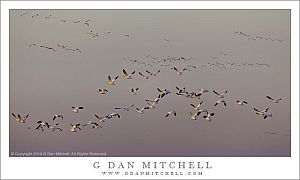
left=108, top=76, right=112, bottom=83
left=266, top=96, right=273, bottom=100
left=123, top=69, right=128, bottom=76
left=213, top=91, right=220, bottom=96
left=12, top=113, right=16, bottom=119
left=139, top=72, right=145, bottom=77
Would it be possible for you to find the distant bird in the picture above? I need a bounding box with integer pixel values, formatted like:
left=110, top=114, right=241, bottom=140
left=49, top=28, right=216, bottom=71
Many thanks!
left=136, top=107, right=150, bottom=114
left=139, top=72, right=150, bottom=79
left=145, top=98, right=159, bottom=104
left=190, top=101, right=203, bottom=111
left=253, top=108, right=272, bottom=119
left=190, top=111, right=202, bottom=120
left=146, top=69, right=160, bottom=76
left=29, top=43, right=37, bottom=47
left=115, top=104, right=134, bottom=111
left=266, top=96, right=282, bottom=103
left=12, top=113, right=29, bottom=123
left=214, top=99, right=227, bottom=107
left=124, top=34, right=130, bottom=37
left=94, top=114, right=107, bottom=122
left=236, top=100, right=248, bottom=106
left=129, top=88, right=139, bottom=95
left=49, top=123, right=63, bottom=131
left=57, top=44, right=68, bottom=49
left=109, top=113, right=121, bottom=119
left=146, top=101, right=158, bottom=109
left=69, top=123, right=81, bottom=132
left=53, top=114, right=63, bottom=121
left=172, top=67, right=187, bottom=75
left=122, top=69, right=135, bottom=79
left=157, top=88, right=171, bottom=98
left=163, top=38, right=170, bottom=42
left=198, top=88, right=209, bottom=94
left=175, top=86, right=186, bottom=94
left=83, top=121, right=102, bottom=129
left=31, top=13, right=39, bottom=18
left=203, top=112, right=215, bottom=121
left=98, top=88, right=108, bottom=95
left=213, top=90, right=228, bottom=98
left=107, top=75, right=119, bottom=85
left=35, top=121, right=50, bottom=132
left=165, top=111, right=176, bottom=117
left=72, top=106, right=83, bottom=113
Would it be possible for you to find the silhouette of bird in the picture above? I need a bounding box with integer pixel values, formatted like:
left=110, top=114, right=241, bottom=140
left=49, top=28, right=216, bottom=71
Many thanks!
left=72, top=106, right=83, bottom=113
left=98, top=88, right=108, bottom=95
left=12, top=113, right=29, bottom=123
left=214, top=99, right=227, bottom=107
left=69, top=123, right=81, bottom=132
left=53, top=114, right=63, bottom=121
left=253, top=108, right=272, bottom=119
left=136, top=107, right=150, bottom=114
left=115, top=104, right=134, bottom=111
left=213, top=90, right=228, bottom=98
left=236, top=100, right=247, bottom=106
left=122, top=69, right=135, bottom=79
left=107, top=75, right=119, bottom=85
left=266, top=96, right=282, bottom=103
left=165, top=111, right=176, bottom=117
left=129, top=88, right=139, bottom=95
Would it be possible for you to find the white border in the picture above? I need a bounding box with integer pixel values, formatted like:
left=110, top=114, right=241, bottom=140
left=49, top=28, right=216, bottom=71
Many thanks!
left=1, top=1, right=299, bottom=179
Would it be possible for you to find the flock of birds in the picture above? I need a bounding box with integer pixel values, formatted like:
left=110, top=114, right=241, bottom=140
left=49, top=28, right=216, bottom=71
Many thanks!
left=234, top=31, right=284, bottom=43
left=12, top=11, right=284, bottom=137
left=12, top=67, right=282, bottom=133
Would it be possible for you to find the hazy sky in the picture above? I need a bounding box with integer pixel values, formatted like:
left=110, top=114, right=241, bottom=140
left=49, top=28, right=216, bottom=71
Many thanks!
left=10, top=10, right=290, bottom=157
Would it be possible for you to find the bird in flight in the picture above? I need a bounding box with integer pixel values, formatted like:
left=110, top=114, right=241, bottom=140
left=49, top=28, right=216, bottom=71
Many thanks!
left=11, top=113, right=29, bottom=123
left=214, top=99, right=227, bottom=107
left=107, top=75, right=119, bottom=85
left=139, top=72, right=150, bottom=79
left=203, top=112, right=215, bottom=122
left=98, top=88, right=108, bottom=95
left=253, top=107, right=272, bottom=119
left=35, top=121, right=50, bottom=132
left=213, top=90, right=228, bottom=98
left=49, top=123, right=63, bottom=132
left=129, top=88, right=139, bottom=95
left=172, top=67, right=187, bottom=75
left=53, top=114, right=63, bottom=121
left=69, top=123, right=81, bottom=132
left=122, top=69, right=135, bottom=79
left=266, top=96, right=282, bottom=103
left=136, top=107, right=150, bottom=114
left=236, top=100, right=248, bottom=106
left=165, top=111, right=176, bottom=118
left=72, top=106, right=83, bottom=113
left=190, top=111, right=202, bottom=120
left=115, top=104, right=135, bottom=111
left=83, top=121, right=102, bottom=129
left=190, top=101, right=203, bottom=111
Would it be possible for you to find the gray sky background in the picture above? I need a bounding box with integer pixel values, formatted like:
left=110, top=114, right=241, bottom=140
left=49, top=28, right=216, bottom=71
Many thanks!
left=10, top=10, right=290, bottom=156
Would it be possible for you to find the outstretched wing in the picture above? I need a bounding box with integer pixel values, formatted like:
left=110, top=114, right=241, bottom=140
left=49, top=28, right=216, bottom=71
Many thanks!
left=123, top=69, right=128, bottom=76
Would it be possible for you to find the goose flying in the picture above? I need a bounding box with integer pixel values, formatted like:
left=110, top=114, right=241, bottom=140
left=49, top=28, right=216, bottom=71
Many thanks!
left=107, top=75, right=119, bottom=85
left=72, top=106, right=83, bottom=113
left=213, top=90, right=228, bottom=98
left=165, top=111, right=176, bottom=117
left=12, top=113, right=29, bottom=123
left=69, top=123, right=81, bottom=132
left=266, top=96, right=282, bottom=103
left=122, top=69, right=135, bottom=79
